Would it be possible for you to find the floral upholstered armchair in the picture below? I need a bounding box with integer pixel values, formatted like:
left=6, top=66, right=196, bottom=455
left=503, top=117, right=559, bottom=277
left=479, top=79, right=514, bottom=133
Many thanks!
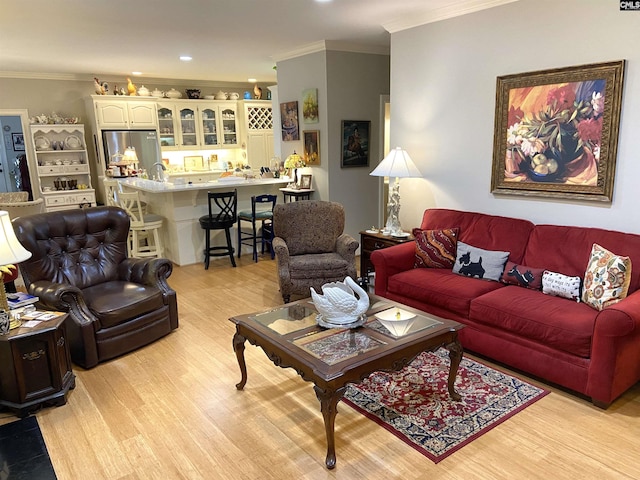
left=272, top=200, right=359, bottom=303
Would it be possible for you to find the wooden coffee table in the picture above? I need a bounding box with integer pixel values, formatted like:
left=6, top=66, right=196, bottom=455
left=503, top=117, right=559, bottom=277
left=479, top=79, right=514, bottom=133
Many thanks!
left=230, top=296, right=464, bottom=469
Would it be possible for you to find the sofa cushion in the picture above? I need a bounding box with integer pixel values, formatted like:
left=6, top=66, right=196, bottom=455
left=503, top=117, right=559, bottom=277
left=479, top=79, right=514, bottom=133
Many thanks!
left=500, top=261, right=544, bottom=290
left=522, top=224, right=640, bottom=294
left=470, top=287, right=597, bottom=358
left=386, top=268, right=505, bottom=318
left=582, top=243, right=632, bottom=310
left=420, top=209, right=534, bottom=263
left=542, top=271, right=582, bottom=302
left=452, top=241, right=509, bottom=281
left=413, top=227, right=458, bottom=269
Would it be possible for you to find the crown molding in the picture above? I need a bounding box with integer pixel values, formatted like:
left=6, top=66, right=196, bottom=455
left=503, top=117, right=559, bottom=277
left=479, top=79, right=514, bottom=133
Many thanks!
left=383, top=0, right=519, bottom=33
left=272, top=40, right=389, bottom=63
left=0, top=71, right=86, bottom=81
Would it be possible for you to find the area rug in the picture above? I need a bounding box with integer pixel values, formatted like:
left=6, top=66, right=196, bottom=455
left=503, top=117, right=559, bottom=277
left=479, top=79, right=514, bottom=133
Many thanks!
left=0, top=416, right=57, bottom=479
left=343, top=348, right=549, bottom=463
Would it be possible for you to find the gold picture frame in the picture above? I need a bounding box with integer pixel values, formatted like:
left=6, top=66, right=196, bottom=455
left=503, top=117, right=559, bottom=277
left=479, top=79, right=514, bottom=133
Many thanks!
left=491, top=60, right=625, bottom=202
left=303, top=130, right=320, bottom=165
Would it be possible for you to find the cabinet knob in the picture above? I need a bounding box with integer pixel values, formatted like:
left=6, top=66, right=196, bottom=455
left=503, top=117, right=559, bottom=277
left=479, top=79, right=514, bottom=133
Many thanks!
left=57, top=336, right=65, bottom=347
left=374, top=241, right=386, bottom=249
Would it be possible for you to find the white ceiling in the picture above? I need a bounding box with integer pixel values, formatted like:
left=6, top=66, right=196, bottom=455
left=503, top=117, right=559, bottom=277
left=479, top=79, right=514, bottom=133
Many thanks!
left=0, top=0, right=515, bottom=85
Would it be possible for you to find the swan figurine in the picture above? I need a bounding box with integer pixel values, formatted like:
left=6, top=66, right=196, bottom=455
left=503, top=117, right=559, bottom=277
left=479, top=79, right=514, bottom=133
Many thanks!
left=311, top=276, right=369, bottom=326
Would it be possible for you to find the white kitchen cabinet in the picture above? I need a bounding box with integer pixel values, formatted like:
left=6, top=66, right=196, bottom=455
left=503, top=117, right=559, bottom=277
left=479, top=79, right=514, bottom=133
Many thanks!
left=157, top=101, right=238, bottom=150
left=30, top=124, right=96, bottom=211
left=92, top=97, right=158, bottom=129
left=241, top=101, right=273, bottom=168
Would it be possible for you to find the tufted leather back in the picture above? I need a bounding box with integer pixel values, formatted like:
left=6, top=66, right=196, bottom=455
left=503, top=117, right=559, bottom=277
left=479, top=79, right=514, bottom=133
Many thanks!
left=13, top=206, right=130, bottom=290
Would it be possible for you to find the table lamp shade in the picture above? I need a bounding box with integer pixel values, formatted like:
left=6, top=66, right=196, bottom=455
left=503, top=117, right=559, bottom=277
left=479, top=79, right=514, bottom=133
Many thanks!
left=0, top=211, right=32, bottom=266
left=370, top=147, right=422, bottom=179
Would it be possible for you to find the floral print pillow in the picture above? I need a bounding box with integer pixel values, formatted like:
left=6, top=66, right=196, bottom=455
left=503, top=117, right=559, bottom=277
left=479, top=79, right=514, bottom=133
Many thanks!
left=582, top=243, right=632, bottom=311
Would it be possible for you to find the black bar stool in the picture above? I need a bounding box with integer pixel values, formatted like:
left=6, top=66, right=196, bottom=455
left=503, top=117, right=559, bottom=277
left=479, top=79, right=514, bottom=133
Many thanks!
left=238, top=194, right=277, bottom=262
left=199, top=190, right=237, bottom=269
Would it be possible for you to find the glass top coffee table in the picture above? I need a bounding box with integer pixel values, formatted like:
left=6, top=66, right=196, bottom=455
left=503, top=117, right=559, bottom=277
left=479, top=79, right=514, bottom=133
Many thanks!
left=230, top=295, right=464, bottom=469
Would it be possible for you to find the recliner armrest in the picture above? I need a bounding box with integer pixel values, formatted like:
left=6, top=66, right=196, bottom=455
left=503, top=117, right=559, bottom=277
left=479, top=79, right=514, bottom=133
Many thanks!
left=336, top=234, right=359, bottom=258
left=29, top=279, right=94, bottom=326
left=118, top=258, right=174, bottom=293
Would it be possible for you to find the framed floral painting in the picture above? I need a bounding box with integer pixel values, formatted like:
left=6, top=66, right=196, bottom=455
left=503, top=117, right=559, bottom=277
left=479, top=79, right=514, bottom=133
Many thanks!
left=491, top=60, right=625, bottom=202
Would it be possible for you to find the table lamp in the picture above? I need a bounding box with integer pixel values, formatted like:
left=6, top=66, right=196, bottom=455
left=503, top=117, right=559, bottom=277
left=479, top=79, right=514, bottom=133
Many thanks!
left=284, top=151, right=304, bottom=189
left=0, top=210, right=32, bottom=313
left=370, top=147, right=422, bottom=236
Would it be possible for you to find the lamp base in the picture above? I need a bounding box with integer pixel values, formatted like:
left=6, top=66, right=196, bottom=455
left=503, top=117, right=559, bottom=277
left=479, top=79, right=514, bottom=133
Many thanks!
left=385, top=178, right=403, bottom=236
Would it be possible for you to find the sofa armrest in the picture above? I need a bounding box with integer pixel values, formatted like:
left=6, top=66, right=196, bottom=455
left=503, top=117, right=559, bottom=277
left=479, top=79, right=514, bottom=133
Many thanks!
left=371, top=242, right=416, bottom=295
left=336, top=233, right=359, bottom=260
left=593, top=289, right=640, bottom=337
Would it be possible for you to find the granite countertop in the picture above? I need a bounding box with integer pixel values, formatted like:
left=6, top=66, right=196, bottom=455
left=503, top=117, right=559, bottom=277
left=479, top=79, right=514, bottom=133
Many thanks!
left=118, top=176, right=290, bottom=193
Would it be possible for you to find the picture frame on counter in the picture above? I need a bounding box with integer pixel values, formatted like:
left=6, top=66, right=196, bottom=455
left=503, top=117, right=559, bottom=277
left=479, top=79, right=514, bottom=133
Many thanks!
left=300, top=174, right=312, bottom=190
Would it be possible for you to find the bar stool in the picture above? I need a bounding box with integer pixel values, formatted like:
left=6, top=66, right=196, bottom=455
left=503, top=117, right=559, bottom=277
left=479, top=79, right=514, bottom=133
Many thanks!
left=103, top=178, right=120, bottom=206
left=199, top=190, right=237, bottom=269
left=117, top=191, right=164, bottom=258
left=237, top=194, right=277, bottom=262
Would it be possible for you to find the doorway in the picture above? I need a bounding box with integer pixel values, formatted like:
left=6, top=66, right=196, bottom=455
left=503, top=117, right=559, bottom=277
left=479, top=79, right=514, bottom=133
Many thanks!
left=0, top=109, right=36, bottom=198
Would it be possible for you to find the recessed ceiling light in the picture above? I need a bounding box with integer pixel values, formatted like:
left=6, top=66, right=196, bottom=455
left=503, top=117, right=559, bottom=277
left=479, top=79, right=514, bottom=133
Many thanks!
left=132, top=71, right=142, bottom=76
left=180, top=56, right=192, bottom=62
left=248, top=78, right=257, bottom=83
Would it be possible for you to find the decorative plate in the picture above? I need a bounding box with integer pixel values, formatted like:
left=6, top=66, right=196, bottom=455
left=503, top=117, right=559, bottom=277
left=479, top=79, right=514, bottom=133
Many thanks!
left=64, top=135, right=82, bottom=150
left=34, top=136, right=51, bottom=150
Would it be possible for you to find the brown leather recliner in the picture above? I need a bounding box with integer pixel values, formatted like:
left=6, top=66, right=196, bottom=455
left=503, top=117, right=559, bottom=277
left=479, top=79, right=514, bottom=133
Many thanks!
left=13, top=206, right=178, bottom=369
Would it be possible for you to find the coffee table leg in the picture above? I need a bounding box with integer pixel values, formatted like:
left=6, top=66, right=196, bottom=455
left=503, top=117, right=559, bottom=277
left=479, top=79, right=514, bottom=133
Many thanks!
left=314, top=385, right=347, bottom=469
left=233, top=332, right=248, bottom=390
left=446, top=339, right=463, bottom=401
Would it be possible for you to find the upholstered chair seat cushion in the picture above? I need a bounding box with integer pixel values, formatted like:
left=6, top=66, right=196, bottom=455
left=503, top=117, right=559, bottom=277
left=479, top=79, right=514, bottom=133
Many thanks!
left=82, top=281, right=165, bottom=328
left=289, top=253, right=352, bottom=280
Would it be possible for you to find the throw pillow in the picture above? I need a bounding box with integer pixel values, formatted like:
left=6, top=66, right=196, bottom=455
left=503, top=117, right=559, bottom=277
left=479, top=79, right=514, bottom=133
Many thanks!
left=582, top=243, right=632, bottom=311
left=452, top=241, right=510, bottom=282
left=542, top=271, right=582, bottom=302
left=413, top=227, right=459, bottom=269
left=500, top=261, right=544, bottom=290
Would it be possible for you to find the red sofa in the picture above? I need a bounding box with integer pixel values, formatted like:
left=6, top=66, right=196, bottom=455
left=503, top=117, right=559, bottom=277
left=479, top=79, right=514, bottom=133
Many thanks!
left=371, top=208, right=640, bottom=408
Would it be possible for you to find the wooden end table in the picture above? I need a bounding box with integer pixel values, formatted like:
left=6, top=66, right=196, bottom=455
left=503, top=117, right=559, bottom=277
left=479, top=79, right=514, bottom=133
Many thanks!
left=359, top=230, right=414, bottom=287
left=279, top=188, right=314, bottom=203
left=0, top=313, right=75, bottom=417
left=230, top=296, right=463, bottom=469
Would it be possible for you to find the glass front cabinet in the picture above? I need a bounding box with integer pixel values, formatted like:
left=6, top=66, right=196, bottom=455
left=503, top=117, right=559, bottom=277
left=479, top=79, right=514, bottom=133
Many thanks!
left=156, top=102, right=238, bottom=150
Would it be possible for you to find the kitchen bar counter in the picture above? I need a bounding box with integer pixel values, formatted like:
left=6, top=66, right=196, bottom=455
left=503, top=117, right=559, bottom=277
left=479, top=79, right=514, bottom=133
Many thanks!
left=118, top=176, right=290, bottom=266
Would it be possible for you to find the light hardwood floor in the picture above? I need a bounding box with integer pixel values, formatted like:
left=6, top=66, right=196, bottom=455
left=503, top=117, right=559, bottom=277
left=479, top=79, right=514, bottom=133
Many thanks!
left=3, top=258, right=639, bottom=479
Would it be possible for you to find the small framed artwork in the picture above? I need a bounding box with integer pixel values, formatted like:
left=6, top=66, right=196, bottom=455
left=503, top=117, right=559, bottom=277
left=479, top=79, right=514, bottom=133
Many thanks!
left=341, top=120, right=370, bottom=168
left=303, top=130, right=320, bottom=165
left=300, top=174, right=312, bottom=190
left=302, top=88, right=318, bottom=124
left=491, top=60, right=625, bottom=202
left=12, top=133, right=25, bottom=151
left=184, top=155, right=208, bottom=171
left=280, top=101, right=299, bottom=141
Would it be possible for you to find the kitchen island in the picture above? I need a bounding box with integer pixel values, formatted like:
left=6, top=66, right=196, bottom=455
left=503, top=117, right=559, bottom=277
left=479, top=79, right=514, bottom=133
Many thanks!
left=118, top=176, right=290, bottom=266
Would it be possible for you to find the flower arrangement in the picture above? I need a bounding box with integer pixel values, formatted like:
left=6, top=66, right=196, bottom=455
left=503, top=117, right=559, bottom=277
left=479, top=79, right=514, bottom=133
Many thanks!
left=505, top=80, right=605, bottom=184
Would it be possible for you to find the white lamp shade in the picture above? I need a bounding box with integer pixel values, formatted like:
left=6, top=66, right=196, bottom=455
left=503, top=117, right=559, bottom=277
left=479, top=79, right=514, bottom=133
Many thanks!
left=370, top=147, right=422, bottom=178
left=0, top=211, right=32, bottom=265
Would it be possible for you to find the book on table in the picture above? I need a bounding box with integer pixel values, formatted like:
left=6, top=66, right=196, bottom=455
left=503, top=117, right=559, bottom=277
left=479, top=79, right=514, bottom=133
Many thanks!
left=7, top=292, right=39, bottom=309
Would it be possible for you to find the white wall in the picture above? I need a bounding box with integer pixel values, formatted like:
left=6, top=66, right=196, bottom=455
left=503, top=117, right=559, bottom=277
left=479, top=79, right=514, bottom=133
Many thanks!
left=391, top=0, right=640, bottom=233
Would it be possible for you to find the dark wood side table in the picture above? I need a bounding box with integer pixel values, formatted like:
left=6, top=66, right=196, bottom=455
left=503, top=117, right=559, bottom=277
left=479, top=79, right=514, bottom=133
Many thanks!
left=359, top=230, right=415, bottom=286
left=0, top=313, right=75, bottom=418
left=279, top=188, right=314, bottom=203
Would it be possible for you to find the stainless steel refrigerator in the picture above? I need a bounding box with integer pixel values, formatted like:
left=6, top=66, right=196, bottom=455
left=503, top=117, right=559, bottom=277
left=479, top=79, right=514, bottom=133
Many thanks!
left=101, top=130, right=162, bottom=174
